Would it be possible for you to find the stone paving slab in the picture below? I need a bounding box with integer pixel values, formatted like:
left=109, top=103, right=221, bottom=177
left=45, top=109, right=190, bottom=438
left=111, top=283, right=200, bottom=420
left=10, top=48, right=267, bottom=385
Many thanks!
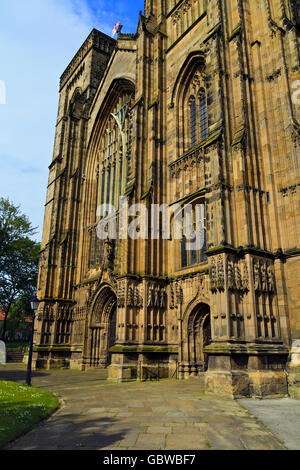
left=0, top=364, right=288, bottom=450
left=239, top=398, right=300, bottom=450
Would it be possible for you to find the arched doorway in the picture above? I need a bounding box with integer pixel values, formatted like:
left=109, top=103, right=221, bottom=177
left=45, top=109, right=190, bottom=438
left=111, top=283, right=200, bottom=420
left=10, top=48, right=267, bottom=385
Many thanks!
left=185, top=303, right=211, bottom=375
left=88, top=287, right=117, bottom=368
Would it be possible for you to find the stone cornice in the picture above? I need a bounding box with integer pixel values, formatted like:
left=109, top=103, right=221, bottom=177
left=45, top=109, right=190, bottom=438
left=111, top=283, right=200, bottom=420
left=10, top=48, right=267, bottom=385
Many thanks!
left=168, top=126, right=223, bottom=171
left=206, top=245, right=276, bottom=260
left=204, top=341, right=289, bottom=356
left=109, top=344, right=178, bottom=354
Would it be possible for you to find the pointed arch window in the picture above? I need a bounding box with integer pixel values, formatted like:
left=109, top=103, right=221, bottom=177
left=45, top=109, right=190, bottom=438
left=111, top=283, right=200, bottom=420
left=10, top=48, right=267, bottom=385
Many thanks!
left=176, top=65, right=208, bottom=153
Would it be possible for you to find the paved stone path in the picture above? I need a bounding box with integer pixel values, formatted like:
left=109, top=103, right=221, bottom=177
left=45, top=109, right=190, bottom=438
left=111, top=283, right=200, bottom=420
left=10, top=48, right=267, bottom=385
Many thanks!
left=0, top=365, right=287, bottom=450
left=239, top=398, right=300, bottom=450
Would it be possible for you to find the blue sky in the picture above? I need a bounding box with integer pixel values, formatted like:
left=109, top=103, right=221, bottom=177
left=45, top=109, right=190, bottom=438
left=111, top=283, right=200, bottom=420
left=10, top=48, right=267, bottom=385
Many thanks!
left=0, top=0, right=143, bottom=241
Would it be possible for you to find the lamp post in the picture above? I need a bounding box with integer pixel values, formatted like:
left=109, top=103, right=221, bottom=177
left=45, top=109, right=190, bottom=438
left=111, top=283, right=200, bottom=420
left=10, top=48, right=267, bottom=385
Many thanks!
left=26, top=297, right=39, bottom=387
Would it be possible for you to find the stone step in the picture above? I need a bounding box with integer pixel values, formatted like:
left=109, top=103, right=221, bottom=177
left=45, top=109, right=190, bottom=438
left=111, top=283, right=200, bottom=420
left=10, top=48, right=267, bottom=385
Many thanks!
left=6, top=350, right=25, bottom=363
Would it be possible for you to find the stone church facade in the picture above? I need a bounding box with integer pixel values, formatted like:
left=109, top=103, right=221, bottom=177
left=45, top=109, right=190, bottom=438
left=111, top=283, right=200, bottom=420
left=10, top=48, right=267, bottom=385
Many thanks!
left=34, top=0, right=300, bottom=398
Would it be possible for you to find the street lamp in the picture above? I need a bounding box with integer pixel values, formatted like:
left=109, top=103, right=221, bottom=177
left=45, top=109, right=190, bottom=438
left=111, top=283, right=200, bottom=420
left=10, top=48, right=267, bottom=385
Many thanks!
left=26, top=297, right=39, bottom=386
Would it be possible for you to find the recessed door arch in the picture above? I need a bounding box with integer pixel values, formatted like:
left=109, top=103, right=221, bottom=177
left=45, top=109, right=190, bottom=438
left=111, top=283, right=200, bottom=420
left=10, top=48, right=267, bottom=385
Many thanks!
left=88, top=286, right=117, bottom=368
left=182, top=302, right=211, bottom=376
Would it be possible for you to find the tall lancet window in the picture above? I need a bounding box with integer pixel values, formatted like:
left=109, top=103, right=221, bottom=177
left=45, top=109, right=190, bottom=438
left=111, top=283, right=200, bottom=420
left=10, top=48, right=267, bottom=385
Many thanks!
left=199, top=91, right=208, bottom=141
left=190, top=97, right=197, bottom=148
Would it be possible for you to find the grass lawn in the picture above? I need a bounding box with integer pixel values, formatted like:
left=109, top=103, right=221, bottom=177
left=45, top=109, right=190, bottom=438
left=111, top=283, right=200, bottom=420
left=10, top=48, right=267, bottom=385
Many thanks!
left=0, top=380, right=59, bottom=449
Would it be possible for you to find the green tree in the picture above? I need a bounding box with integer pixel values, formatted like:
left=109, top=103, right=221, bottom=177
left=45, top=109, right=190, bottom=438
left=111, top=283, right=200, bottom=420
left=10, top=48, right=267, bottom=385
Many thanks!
left=0, top=198, right=40, bottom=340
left=6, top=295, right=32, bottom=340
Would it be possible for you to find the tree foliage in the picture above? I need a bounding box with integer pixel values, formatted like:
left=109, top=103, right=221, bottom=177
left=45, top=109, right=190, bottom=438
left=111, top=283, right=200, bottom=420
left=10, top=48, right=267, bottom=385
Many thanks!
left=0, top=198, right=40, bottom=339
left=6, top=296, right=33, bottom=340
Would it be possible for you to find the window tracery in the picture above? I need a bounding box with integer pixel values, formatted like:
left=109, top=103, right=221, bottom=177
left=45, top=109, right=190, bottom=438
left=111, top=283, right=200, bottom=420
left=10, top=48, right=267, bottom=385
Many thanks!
left=87, top=90, right=134, bottom=271
left=179, top=68, right=208, bottom=154
left=180, top=200, right=207, bottom=268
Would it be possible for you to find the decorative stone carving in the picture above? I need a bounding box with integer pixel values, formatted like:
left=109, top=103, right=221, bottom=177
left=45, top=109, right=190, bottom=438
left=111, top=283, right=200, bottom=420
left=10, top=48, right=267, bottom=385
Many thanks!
left=57, top=304, right=73, bottom=321
left=147, top=284, right=168, bottom=309
left=209, top=259, right=218, bottom=292
left=267, top=264, right=275, bottom=292
left=217, top=256, right=225, bottom=291
left=127, top=283, right=143, bottom=308
left=169, top=284, right=175, bottom=309
left=226, top=257, right=249, bottom=293
left=169, top=282, right=183, bottom=309
left=176, top=282, right=183, bottom=305
left=169, top=147, right=204, bottom=179
left=199, top=275, right=209, bottom=300
left=86, top=280, right=99, bottom=308
left=154, top=286, right=160, bottom=307
left=227, top=260, right=235, bottom=290
left=160, top=288, right=167, bottom=308
left=102, top=239, right=114, bottom=270
left=127, top=285, right=134, bottom=307
left=242, top=262, right=249, bottom=291
left=235, top=263, right=242, bottom=291
left=261, top=262, right=268, bottom=292
left=38, top=303, right=55, bottom=322
left=117, top=281, right=126, bottom=308
left=254, top=261, right=261, bottom=291
left=253, top=259, right=276, bottom=293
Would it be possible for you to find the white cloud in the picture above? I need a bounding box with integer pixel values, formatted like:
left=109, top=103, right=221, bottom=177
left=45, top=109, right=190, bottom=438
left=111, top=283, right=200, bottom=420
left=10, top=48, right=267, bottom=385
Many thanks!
left=0, top=0, right=111, bottom=240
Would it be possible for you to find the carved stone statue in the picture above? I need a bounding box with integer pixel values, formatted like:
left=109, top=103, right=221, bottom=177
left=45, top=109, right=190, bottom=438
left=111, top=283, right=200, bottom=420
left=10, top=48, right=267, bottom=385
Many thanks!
left=217, top=256, right=225, bottom=291
left=102, top=239, right=114, bottom=270
left=160, top=288, right=167, bottom=308
left=227, top=260, right=235, bottom=290
left=154, top=286, right=160, bottom=307
left=267, top=264, right=275, bottom=292
left=147, top=285, right=153, bottom=307
left=254, top=261, right=261, bottom=291
left=261, top=262, right=268, bottom=292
